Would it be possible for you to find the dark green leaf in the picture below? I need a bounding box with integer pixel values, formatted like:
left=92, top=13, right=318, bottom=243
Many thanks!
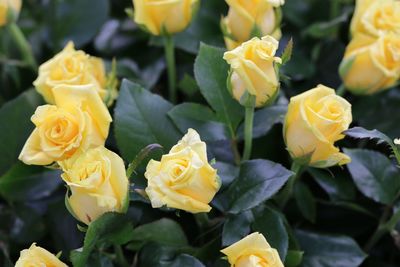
left=252, top=207, right=289, bottom=260
left=296, top=230, right=366, bottom=267
left=127, top=218, right=187, bottom=251
left=344, top=148, right=400, bottom=205
left=0, top=89, right=43, bottom=176
left=70, top=213, right=134, bottom=267
left=168, top=103, right=229, bottom=142
left=170, top=254, right=205, bottom=267
left=294, top=181, right=316, bottom=223
left=285, top=250, right=304, bottom=267
left=222, top=211, right=253, bottom=246
left=221, top=159, right=293, bottom=213
left=281, top=38, right=293, bottom=65
left=114, top=79, right=180, bottom=161
left=194, top=44, right=244, bottom=136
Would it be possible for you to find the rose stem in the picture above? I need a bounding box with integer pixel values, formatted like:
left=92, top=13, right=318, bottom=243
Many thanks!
left=242, top=105, right=255, bottom=161
left=279, top=162, right=303, bottom=209
left=164, top=34, right=177, bottom=103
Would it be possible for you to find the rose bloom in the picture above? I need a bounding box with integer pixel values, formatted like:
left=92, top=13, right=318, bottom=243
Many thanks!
left=350, top=0, right=400, bottom=38
left=0, top=0, right=21, bottom=26
left=284, top=85, right=352, bottom=168
left=60, top=146, right=129, bottom=225
left=19, top=84, right=112, bottom=166
left=145, top=128, right=220, bottom=213
left=221, top=232, right=283, bottom=267
left=339, top=33, right=400, bottom=95
left=34, top=41, right=117, bottom=106
left=15, top=243, right=67, bottom=267
left=133, top=0, right=199, bottom=36
left=224, top=36, right=281, bottom=107
left=222, top=0, right=284, bottom=50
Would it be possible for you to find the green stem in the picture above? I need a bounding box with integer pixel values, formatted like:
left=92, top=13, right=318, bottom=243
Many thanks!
left=164, top=35, right=176, bottom=103
left=336, top=83, right=346, bottom=97
left=242, top=105, right=255, bottom=161
left=231, top=137, right=241, bottom=165
left=6, top=23, right=37, bottom=71
left=364, top=205, right=392, bottom=251
left=330, top=0, right=341, bottom=38
left=113, top=245, right=129, bottom=267
left=279, top=162, right=303, bottom=209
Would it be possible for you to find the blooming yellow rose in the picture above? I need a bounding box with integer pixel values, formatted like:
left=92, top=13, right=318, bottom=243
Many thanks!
left=222, top=0, right=284, bottom=50
left=15, top=243, right=68, bottom=267
left=0, top=0, right=21, bottom=26
left=339, top=33, right=400, bottom=95
left=144, top=128, right=220, bottom=213
left=221, top=232, right=283, bottom=267
left=60, top=146, right=129, bottom=225
left=34, top=41, right=118, bottom=106
left=19, top=84, right=112, bottom=166
left=350, top=0, right=400, bottom=38
left=284, top=85, right=352, bottom=168
left=223, top=36, right=281, bottom=107
left=133, top=0, right=199, bottom=36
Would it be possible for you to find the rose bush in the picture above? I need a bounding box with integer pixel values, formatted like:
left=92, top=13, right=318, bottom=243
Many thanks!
left=0, top=0, right=399, bottom=267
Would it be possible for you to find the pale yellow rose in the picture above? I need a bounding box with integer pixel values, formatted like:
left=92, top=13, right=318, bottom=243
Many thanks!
left=350, top=0, right=400, bottom=38
left=19, top=84, right=112, bottom=166
left=395, top=138, right=400, bottom=145
left=144, top=128, right=220, bottom=213
left=222, top=0, right=284, bottom=50
left=15, top=243, right=68, bottom=267
left=0, top=0, right=22, bottom=26
left=284, top=85, right=352, bottom=168
left=60, top=146, right=129, bottom=225
left=34, top=41, right=117, bottom=106
left=221, top=232, right=283, bottom=267
left=339, top=33, right=400, bottom=95
left=223, top=36, right=281, bottom=107
left=133, top=0, right=199, bottom=36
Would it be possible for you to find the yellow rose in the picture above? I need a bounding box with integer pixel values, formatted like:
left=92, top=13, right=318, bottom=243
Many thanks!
left=223, top=36, right=281, bottom=107
left=283, top=85, right=352, bottom=168
left=133, top=0, right=199, bottom=36
left=60, top=146, right=129, bottom=225
left=15, top=243, right=68, bottom=267
left=221, top=232, right=283, bottom=267
left=34, top=41, right=117, bottom=106
left=339, top=33, right=400, bottom=95
left=0, top=0, right=21, bottom=26
left=222, top=0, right=284, bottom=50
left=144, top=128, right=220, bottom=213
left=350, top=0, right=400, bottom=38
left=19, top=84, right=112, bottom=165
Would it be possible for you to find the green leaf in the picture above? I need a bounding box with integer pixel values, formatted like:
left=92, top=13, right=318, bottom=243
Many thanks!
left=126, top=144, right=163, bottom=178
left=0, top=162, right=61, bottom=202
left=302, top=10, right=351, bottom=39
left=294, top=181, right=316, bottom=223
left=127, top=218, right=188, bottom=251
left=194, top=43, right=244, bottom=137
left=222, top=211, right=253, bottom=246
left=49, top=0, right=110, bottom=48
left=285, top=250, right=304, bottom=267
left=114, top=79, right=181, bottom=162
left=170, top=254, right=205, bottom=267
left=344, top=148, right=400, bottom=205
left=220, top=159, right=293, bottom=213
left=168, top=103, right=229, bottom=142
left=344, top=127, right=400, bottom=164
left=281, top=38, right=293, bottom=65
left=252, top=207, right=289, bottom=260
left=70, top=213, right=134, bottom=267
left=178, top=74, right=200, bottom=96
left=296, top=230, right=366, bottom=267
left=0, top=89, right=43, bottom=176
left=237, top=104, right=287, bottom=140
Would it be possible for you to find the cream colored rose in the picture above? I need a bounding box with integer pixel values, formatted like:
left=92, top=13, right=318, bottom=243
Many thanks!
left=351, top=0, right=400, bottom=38
left=221, top=232, right=283, bottom=267
left=60, top=146, right=129, bottom=225
left=223, top=36, right=281, bottom=107
left=144, top=129, right=220, bottom=213
left=0, top=0, right=21, bottom=26
left=395, top=139, right=400, bottom=145
left=19, top=84, right=112, bottom=166
left=339, top=33, right=400, bottom=95
left=133, top=0, right=199, bottom=36
left=284, top=85, right=352, bottom=168
left=15, top=243, right=68, bottom=267
left=34, top=41, right=117, bottom=106
left=222, top=0, right=284, bottom=50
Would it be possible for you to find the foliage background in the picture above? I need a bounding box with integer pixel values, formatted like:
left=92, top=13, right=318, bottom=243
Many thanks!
left=0, top=0, right=399, bottom=266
